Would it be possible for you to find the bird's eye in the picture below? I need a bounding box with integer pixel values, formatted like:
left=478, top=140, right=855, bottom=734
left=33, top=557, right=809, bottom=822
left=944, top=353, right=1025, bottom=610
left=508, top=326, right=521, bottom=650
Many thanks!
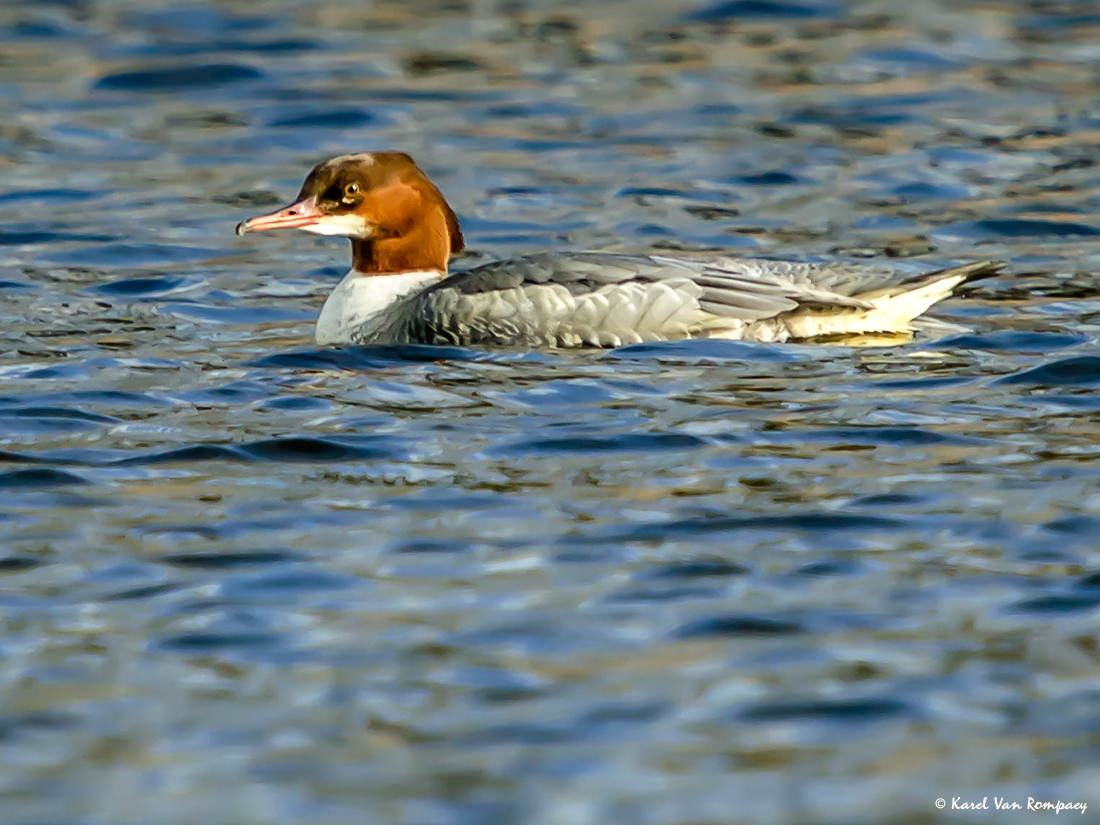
left=343, top=182, right=360, bottom=198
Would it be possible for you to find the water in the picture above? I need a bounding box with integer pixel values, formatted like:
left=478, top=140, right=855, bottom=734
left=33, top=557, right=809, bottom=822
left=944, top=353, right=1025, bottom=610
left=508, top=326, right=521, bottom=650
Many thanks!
left=2, top=0, right=1100, bottom=822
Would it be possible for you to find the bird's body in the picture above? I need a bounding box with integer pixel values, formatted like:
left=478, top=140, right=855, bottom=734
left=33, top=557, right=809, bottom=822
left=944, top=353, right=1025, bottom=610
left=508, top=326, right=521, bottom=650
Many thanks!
left=318, top=252, right=999, bottom=348
left=236, top=152, right=1003, bottom=348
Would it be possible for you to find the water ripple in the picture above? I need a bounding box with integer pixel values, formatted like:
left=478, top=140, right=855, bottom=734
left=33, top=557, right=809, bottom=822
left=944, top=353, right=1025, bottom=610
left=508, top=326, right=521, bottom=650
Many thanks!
left=0, top=468, right=90, bottom=489
left=996, top=355, right=1100, bottom=387
left=94, top=64, right=263, bottom=92
left=739, top=698, right=909, bottom=723
left=676, top=616, right=806, bottom=637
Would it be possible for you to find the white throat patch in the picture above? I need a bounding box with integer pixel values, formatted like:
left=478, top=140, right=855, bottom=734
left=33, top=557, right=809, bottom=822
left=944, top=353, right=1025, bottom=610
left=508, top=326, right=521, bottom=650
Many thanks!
left=302, top=214, right=372, bottom=239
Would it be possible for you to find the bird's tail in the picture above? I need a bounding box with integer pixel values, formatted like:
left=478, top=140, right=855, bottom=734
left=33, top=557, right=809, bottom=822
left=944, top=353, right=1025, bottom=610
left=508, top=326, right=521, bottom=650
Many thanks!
left=783, top=260, right=1004, bottom=339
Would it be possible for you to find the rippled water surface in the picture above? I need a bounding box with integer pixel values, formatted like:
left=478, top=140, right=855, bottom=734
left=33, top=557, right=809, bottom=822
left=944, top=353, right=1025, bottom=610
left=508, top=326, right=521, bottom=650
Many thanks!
left=4, top=1, right=1100, bottom=823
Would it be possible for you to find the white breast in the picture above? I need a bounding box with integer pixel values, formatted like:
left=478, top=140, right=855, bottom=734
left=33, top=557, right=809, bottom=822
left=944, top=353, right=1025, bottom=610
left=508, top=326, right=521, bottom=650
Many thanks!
left=314, top=269, right=441, bottom=345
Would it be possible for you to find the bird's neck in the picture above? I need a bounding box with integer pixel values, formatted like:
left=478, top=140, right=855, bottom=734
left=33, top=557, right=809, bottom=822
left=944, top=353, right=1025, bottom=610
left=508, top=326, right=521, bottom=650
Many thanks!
left=350, top=213, right=453, bottom=275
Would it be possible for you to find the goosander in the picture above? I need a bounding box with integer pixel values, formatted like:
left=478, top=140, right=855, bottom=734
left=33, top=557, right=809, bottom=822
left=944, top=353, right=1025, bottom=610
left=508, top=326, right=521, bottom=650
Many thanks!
left=236, top=152, right=1003, bottom=348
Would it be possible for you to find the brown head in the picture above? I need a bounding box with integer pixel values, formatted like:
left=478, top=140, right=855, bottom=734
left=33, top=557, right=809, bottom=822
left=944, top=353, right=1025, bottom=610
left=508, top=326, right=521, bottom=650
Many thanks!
left=236, top=151, right=464, bottom=275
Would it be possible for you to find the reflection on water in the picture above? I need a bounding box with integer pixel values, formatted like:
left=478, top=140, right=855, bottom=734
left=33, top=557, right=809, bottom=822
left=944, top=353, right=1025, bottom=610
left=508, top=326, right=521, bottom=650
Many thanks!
left=3, top=0, right=1100, bottom=822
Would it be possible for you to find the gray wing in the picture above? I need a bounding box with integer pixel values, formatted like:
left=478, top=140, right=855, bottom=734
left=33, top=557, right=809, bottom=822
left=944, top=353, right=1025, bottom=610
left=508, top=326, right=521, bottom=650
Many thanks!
left=698, top=257, right=905, bottom=298
left=350, top=253, right=928, bottom=347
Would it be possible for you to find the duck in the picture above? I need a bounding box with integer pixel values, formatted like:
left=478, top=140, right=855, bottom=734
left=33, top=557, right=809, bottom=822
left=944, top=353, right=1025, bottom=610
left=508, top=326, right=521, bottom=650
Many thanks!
left=235, top=151, right=1003, bottom=348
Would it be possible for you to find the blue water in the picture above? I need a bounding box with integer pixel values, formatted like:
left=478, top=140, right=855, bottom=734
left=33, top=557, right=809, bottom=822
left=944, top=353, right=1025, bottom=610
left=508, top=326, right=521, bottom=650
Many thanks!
left=3, top=1, right=1100, bottom=823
